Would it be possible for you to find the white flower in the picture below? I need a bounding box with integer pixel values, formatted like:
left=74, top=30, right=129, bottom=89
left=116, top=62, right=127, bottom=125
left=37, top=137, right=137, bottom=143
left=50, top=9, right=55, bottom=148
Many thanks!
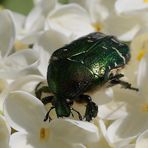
left=115, top=0, right=148, bottom=14
left=0, top=10, right=40, bottom=79
left=4, top=91, right=100, bottom=148
left=0, top=115, right=11, bottom=148
left=45, top=3, right=95, bottom=40
left=105, top=55, right=148, bottom=144
left=124, top=30, right=148, bottom=83
left=12, top=0, right=56, bottom=44
left=92, top=0, right=145, bottom=41
left=68, top=0, right=146, bottom=41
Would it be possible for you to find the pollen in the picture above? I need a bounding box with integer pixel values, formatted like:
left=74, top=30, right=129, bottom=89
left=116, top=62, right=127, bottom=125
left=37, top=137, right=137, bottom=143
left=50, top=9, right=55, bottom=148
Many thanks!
left=40, top=128, right=49, bottom=141
left=14, top=40, right=29, bottom=51
left=92, top=22, right=102, bottom=32
left=137, top=50, right=145, bottom=61
left=141, top=103, right=148, bottom=112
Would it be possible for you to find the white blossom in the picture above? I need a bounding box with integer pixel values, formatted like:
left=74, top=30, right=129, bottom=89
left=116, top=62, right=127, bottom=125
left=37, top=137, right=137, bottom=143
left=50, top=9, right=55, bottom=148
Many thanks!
left=0, top=10, right=40, bottom=79
left=45, top=3, right=95, bottom=40
left=106, top=55, right=148, bottom=144
left=4, top=91, right=100, bottom=148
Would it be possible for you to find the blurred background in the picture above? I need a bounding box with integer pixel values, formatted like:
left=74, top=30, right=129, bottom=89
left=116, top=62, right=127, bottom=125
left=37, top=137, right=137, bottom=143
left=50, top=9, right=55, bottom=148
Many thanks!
left=0, top=0, right=69, bottom=15
left=0, top=0, right=33, bottom=15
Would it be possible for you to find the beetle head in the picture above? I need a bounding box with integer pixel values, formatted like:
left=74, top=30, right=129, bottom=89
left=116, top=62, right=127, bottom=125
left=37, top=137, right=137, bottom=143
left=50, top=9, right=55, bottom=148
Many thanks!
left=54, top=97, right=71, bottom=118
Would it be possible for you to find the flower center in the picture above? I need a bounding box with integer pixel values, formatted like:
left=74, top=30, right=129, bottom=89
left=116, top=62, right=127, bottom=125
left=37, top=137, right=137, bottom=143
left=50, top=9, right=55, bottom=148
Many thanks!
left=144, top=0, right=148, bottom=3
left=137, top=50, right=145, bottom=61
left=14, top=40, right=29, bottom=51
left=141, top=103, right=148, bottom=112
left=136, top=40, right=148, bottom=61
left=92, top=22, right=102, bottom=32
left=40, top=128, right=49, bottom=141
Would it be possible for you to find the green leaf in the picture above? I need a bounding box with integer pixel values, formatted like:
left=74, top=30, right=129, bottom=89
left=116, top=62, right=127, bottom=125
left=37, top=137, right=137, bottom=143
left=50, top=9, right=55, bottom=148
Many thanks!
left=1, top=0, right=33, bottom=15
left=59, top=0, right=69, bottom=4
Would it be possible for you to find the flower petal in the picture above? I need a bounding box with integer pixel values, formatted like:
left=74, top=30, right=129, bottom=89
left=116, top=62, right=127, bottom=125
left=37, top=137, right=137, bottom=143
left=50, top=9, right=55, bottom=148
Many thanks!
left=4, top=91, right=47, bottom=133
left=35, top=29, right=70, bottom=54
left=0, top=10, right=15, bottom=57
left=136, top=130, right=148, bottom=148
left=9, top=75, right=45, bottom=94
left=0, top=49, right=40, bottom=79
left=86, top=0, right=109, bottom=22
left=25, top=6, right=45, bottom=33
left=130, top=31, right=148, bottom=63
left=10, top=132, right=34, bottom=148
left=107, top=113, right=148, bottom=143
left=50, top=118, right=100, bottom=144
left=10, top=132, right=50, bottom=148
left=98, top=101, right=127, bottom=120
left=25, top=0, right=56, bottom=32
left=104, top=15, right=141, bottom=41
left=0, top=79, right=9, bottom=111
left=10, top=131, right=87, bottom=148
left=90, top=88, right=113, bottom=105
left=137, top=54, right=148, bottom=95
left=115, top=0, right=148, bottom=14
left=46, top=4, right=94, bottom=39
left=11, top=12, right=26, bottom=39
left=34, top=29, right=70, bottom=76
left=49, top=136, right=86, bottom=148
left=0, top=115, right=10, bottom=148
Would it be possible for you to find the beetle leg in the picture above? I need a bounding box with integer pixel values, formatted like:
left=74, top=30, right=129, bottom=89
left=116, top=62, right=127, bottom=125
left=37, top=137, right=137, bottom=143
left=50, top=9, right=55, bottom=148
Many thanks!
left=71, top=107, right=83, bottom=120
left=109, top=73, right=124, bottom=80
left=35, top=81, right=50, bottom=100
left=112, top=79, right=139, bottom=91
left=41, top=96, right=54, bottom=105
left=41, top=96, right=55, bottom=122
left=70, top=110, right=74, bottom=118
left=76, top=95, right=98, bottom=121
left=44, top=106, right=55, bottom=122
left=109, top=75, right=139, bottom=91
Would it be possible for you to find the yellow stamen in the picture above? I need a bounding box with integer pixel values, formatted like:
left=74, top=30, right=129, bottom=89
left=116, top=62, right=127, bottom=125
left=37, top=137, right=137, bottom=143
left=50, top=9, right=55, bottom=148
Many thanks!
left=92, top=22, right=102, bottom=32
left=141, top=103, right=148, bottom=112
left=144, top=0, right=148, bottom=3
left=40, top=128, right=49, bottom=141
left=14, top=40, right=28, bottom=51
left=136, top=50, right=145, bottom=61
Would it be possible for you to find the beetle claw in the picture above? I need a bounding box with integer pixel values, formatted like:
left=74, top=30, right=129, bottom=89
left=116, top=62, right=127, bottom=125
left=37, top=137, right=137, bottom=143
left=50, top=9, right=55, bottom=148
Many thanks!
left=44, top=106, right=55, bottom=122
left=71, top=108, right=83, bottom=120
left=84, top=102, right=98, bottom=122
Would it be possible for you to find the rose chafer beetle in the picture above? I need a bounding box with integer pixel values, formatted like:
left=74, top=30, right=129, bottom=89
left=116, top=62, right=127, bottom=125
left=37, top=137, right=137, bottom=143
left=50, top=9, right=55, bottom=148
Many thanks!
left=35, top=32, right=138, bottom=122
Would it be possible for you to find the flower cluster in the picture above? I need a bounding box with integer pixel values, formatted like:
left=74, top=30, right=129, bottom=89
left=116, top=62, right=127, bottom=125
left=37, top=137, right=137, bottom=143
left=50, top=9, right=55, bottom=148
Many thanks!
left=0, top=0, right=148, bottom=148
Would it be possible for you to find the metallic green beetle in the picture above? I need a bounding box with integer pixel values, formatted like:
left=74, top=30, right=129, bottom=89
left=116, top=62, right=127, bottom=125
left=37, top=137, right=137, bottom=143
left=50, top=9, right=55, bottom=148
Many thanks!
left=35, top=32, right=138, bottom=121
